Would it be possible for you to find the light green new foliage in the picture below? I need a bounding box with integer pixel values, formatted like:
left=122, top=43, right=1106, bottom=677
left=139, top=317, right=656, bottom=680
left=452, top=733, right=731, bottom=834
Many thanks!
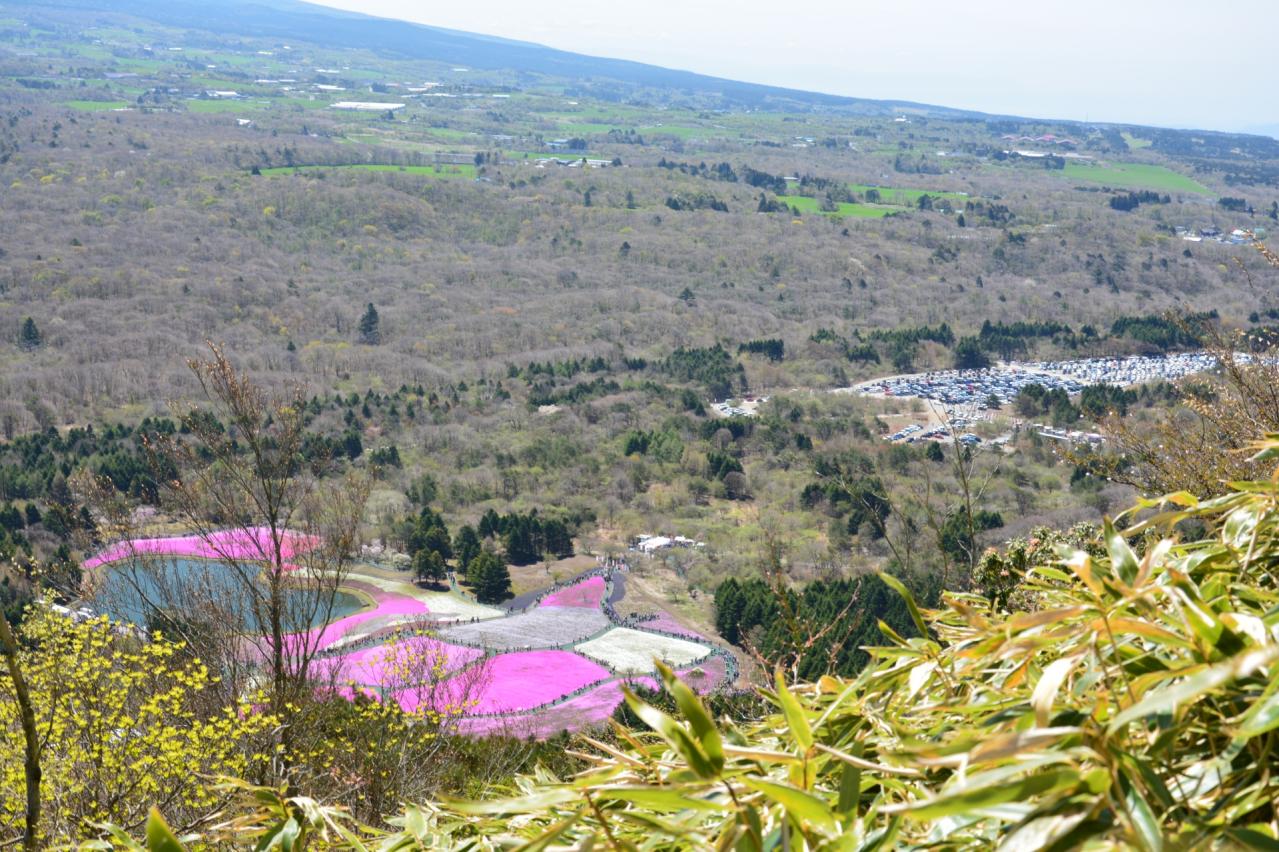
left=98, top=436, right=1279, bottom=849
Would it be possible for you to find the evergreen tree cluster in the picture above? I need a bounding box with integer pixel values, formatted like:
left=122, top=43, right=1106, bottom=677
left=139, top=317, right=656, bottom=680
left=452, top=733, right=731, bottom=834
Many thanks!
left=952, top=336, right=991, bottom=370
left=663, top=192, right=728, bottom=212
left=713, top=574, right=931, bottom=678
left=1015, top=382, right=1141, bottom=424
left=466, top=550, right=511, bottom=604
left=1110, top=310, right=1216, bottom=351
left=977, top=319, right=1073, bottom=359
left=736, top=339, right=784, bottom=362
left=527, top=376, right=622, bottom=408
left=358, top=303, right=381, bottom=345
left=621, top=428, right=684, bottom=463
left=0, top=419, right=174, bottom=505
left=866, top=322, right=956, bottom=349
left=1108, top=190, right=1170, bottom=211
left=655, top=158, right=737, bottom=182
left=801, top=454, right=891, bottom=539
left=396, top=506, right=515, bottom=602
left=660, top=345, right=747, bottom=399
left=477, top=508, right=576, bottom=566
left=19, top=317, right=41, bottom=351
left=738, top=165, right=788, bottom=194
left=808, top=328, right=880, bottom=364
left=402, top=506, right=453, bottom=585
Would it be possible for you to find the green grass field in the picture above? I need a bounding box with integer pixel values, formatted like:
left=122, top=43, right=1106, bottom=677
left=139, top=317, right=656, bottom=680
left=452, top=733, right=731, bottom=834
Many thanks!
left=258, top=163, right=478, bottom=179
left=1121, top=132, right=1153, bottom=150
left=639, top=124, right=718, bottom=140
left=186, top=99, right=269, bottom=113
left=63, top=100, right=130, bottom=111
left=847, top=184, right=968, bottom=206
left=783, top=195, right=893, bottom=218
left=1061, top=161, right=1210, bottom=195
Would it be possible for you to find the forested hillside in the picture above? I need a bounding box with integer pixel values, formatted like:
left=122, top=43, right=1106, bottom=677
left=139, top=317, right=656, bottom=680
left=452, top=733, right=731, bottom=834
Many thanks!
left=2, top=0, right=1279, bottom=846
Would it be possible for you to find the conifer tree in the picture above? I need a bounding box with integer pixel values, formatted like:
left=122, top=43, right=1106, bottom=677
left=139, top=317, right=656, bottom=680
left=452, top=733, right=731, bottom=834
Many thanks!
left=468, top=551, right=511, bottom=604
left=454, top=525, right=481, bottom=576
left=18, top=317, right=40, bottom=351
left=358, top=303, right=380, bottom=345
left=413, top=549, right=447, bottom=586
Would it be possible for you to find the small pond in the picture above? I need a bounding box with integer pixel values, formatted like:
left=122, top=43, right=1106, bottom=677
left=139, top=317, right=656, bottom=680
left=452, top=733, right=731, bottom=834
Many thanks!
left=90, top=557, right=367, bottom=630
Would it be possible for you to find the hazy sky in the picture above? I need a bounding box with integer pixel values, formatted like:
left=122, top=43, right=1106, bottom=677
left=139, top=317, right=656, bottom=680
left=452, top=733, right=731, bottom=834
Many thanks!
left=307, top=0, right=1273, bottom=134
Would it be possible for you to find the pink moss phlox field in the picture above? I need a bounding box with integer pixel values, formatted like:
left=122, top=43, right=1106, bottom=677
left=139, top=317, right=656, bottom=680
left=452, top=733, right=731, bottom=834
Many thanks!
left=289, top=594, right=430, bottom=653
left=644, top=610, right=705, bottom=640
left=456, top=676, right=659, bottom=738
left=537, top=576, right=606, bottom=609
left=83, top=527, right=318, bottom=570
left=394, top=650, right=611, bottom=715
left=676, top=653, right=728, bottom=693
left=316, top=637, right=483, bottom=685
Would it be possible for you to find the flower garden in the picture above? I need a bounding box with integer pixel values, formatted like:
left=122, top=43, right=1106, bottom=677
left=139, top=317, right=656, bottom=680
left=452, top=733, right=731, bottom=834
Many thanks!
left=82, top=527, right=317, bottom=571
left=86, top=533, right=737, bottom=738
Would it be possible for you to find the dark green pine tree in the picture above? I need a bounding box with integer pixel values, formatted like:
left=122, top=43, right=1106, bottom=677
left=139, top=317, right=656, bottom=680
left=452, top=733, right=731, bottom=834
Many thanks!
left=358, top=302, right=381, bottom=345
left=19, top=317, right=41, bottom=351
left=469, top=551, right=512, bottom=604
left=502, top=518, right=539, bottom=566
left=454, top=525, right=481, bottom=576
left=413, top=549, right=447, bottom=586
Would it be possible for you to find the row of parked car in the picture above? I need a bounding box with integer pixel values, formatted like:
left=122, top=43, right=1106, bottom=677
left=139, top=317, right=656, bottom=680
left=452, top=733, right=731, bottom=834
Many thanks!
left=862, top=351, right=1225, bottom=413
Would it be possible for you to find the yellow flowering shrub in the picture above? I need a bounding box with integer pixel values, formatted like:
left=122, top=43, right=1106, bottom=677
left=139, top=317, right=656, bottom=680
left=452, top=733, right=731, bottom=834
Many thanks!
left=0, top=605, right=277, bottom=845
left=291, top=630, right=482, bottom=825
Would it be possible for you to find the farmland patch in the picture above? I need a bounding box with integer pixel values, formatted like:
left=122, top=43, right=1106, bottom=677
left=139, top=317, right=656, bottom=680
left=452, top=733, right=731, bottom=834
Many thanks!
left=1060, top=161, right=1210, bottom=195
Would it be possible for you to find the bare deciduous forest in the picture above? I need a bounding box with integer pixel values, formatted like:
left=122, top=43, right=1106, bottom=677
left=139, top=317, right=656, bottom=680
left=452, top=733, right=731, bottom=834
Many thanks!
left=2, top=0, right=1278, bottom=645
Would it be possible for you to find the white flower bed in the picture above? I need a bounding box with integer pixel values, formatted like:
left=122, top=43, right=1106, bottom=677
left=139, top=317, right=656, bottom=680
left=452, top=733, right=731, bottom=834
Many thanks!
left=574, top=627, right=711, bottom=675
left=442, top=607, right=610, bottom=650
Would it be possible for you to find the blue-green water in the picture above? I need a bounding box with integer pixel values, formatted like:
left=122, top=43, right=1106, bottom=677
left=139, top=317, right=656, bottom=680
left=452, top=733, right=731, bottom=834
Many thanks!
left=91, top=558, right=366, bottom=630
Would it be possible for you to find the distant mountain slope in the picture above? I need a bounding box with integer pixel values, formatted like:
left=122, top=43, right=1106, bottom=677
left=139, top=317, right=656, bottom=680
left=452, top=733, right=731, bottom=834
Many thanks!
left=37, top=0, right=987, bottom=116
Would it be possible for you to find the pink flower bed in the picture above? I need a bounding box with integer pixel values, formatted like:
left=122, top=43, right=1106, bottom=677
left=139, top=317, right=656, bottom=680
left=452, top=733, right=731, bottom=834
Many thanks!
left=394, top=650, right=610, bottom=715
left=84, top=527, right=318, bottom=570
left=314, top=637, right=482, bottom=686
left=538, top=576, right=606, bottom=609
left=676, top=653, right=728, bottom=693
left=644, top=610, right=704, bottom=640
left=289, top=594, right=430, bottom=653
left=456, top=675, right=658, bottom=738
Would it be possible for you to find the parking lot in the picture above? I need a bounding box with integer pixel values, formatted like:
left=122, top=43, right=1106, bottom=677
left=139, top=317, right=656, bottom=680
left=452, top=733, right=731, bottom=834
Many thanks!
left=856, top=351, right=1224, bottom=415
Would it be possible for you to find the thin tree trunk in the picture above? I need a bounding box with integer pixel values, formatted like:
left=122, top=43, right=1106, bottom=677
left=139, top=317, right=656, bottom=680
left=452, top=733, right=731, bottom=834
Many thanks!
left=0, top=614, right=40, bottom=851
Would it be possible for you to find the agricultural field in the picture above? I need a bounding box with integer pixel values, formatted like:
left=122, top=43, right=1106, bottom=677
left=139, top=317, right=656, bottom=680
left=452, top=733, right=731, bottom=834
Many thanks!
left=1060, top=160, right=1212, bottom=195
left=1121, top=131, right=1153, bottom=149
left=185, top=98, right=271, bottom=113
left=846, top=184, right=969, bottom=206
left=782, top=195, right=894, bottom=218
